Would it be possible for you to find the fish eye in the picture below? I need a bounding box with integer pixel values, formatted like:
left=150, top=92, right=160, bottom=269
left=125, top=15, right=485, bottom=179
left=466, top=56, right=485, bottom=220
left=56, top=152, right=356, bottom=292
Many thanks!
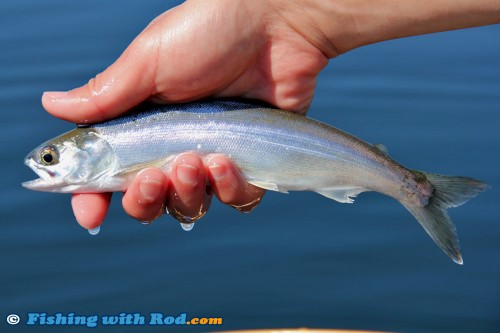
left=40, top=146, right=59, bottom=165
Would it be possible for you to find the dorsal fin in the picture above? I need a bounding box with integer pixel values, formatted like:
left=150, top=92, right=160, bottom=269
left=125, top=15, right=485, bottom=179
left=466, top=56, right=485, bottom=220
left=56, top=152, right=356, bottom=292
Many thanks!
left=374, top=143, right=388, bottom=155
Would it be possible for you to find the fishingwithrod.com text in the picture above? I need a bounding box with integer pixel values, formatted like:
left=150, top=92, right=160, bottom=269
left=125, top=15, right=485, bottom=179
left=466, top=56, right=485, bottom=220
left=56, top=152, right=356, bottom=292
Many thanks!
left=5, top=312, right=223, bottom=328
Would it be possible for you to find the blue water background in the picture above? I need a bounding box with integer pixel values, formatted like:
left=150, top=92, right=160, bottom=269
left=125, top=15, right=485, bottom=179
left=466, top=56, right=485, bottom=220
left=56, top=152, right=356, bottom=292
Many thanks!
left=1, top=1, right=499, bottom=332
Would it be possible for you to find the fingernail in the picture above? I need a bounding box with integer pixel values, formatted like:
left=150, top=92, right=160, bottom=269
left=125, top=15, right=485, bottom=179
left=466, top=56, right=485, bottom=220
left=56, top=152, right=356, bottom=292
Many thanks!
left=208, top=163, right=226, bottom=181
left=176, top=164, right=199, bottom=186
left=43, top=91, right=69, bottom=100
left=138, top=175, right=164, bottom=203
left=43, top=91, right=89, bottom=104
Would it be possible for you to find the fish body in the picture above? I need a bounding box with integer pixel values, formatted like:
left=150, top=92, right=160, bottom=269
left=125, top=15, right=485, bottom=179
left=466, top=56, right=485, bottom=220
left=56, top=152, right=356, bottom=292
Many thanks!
left=23, top=99, right=489, bottom=263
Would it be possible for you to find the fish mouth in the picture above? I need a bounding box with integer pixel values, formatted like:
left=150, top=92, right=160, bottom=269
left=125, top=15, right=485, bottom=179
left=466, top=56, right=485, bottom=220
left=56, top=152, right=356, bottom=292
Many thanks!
left=22, top=158, right=61, bottom=192
left=22, top=177, right=80, bottom=193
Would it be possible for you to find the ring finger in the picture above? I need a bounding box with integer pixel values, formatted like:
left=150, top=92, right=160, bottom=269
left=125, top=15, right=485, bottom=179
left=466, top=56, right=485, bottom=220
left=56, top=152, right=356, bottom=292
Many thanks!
left=205, top=154, right=265, bottom=213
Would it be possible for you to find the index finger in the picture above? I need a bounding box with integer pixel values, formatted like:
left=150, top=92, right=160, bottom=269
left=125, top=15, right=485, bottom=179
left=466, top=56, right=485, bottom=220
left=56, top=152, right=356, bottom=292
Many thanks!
left=72, top=193, right=112, bottom=230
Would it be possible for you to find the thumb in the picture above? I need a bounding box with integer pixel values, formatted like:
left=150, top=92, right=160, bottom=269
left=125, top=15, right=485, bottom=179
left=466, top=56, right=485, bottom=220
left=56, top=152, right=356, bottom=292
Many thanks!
left=42, top=37, right=157, bottom=124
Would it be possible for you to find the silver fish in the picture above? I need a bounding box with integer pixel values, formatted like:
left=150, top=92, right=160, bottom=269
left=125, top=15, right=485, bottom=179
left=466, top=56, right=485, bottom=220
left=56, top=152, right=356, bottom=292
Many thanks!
left=23, top=99, right=489, bottom=264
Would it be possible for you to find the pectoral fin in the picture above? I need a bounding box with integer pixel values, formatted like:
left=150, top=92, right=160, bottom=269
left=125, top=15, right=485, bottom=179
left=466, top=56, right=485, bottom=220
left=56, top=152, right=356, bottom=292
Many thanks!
left=316, top=186, right=368, bottom=203
left=113, top=156, right=176, bottom=179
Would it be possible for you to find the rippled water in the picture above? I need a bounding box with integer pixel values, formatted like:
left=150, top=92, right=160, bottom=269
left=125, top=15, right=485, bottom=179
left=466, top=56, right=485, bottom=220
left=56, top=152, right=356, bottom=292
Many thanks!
left=1, top=1, right=499, bottom=332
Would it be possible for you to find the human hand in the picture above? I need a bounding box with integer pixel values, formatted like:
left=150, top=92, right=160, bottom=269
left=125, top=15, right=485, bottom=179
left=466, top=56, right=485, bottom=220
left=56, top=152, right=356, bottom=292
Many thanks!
left=41, top=0, right=500, bottom=231
left=41, top=0, right=329, bottom=230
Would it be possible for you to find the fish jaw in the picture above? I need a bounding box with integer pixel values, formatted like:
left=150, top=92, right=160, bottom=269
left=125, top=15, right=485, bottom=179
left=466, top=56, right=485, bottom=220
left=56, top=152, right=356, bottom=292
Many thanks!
left=22, top=174, right=129, bottom=193
left=21, top=178, right=82, bottom=193
left=22, top=178, right=56, bottom=192
left=21, top=178, right=112, bottom=193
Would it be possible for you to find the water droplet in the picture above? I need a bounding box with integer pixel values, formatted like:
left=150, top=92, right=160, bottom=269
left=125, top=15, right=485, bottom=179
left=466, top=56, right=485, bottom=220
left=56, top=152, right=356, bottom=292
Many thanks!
left=180, top=223, right=194, bottom=231
left=88, top=226, right=100, bottom=235
left=196, top=144, right=202, bottom=150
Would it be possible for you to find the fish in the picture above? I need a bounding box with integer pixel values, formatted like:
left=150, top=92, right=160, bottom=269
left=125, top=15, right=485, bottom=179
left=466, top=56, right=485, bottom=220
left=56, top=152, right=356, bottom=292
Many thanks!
left=23, top=99, right=489, bottom=264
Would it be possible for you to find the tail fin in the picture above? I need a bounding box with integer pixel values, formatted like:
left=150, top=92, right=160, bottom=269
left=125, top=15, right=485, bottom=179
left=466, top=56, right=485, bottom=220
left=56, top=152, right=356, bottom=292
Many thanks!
left=402, top=172, right=490, bottom=264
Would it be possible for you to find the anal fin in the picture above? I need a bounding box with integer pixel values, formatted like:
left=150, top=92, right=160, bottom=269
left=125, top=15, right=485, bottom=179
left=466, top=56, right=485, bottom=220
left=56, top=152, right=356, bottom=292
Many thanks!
left=316, top=186, right=368, bottom=203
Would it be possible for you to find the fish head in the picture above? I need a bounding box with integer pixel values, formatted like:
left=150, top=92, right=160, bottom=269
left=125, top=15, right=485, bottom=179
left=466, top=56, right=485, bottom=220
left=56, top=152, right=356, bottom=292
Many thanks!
left=22, top=128, right=117, bottom=192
